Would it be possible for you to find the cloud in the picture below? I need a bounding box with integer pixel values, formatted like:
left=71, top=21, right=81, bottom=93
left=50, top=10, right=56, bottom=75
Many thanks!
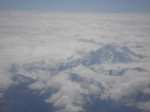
left=43, top=71, right=87, bottom=112
left=0, top=11, right=150, bottom=111
left=137, top=102, right=150, bottom=111
left=101, top=70, right=150, bottom=101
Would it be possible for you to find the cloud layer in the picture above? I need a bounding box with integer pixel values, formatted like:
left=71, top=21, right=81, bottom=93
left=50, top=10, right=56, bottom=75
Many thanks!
left=0, top=11, right=150, bottom=112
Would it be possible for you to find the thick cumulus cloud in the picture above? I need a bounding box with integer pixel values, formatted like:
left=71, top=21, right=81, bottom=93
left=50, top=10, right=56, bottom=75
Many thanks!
left=101, top=70, right=150, bottom=100
left=0, top=11, right=150, bottom=112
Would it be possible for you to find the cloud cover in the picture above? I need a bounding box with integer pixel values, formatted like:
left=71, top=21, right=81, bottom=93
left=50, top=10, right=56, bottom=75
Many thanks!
left=0, top=11, right=150, bottom=112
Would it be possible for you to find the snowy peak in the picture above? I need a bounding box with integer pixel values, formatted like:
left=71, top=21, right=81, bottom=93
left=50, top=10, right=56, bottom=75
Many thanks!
left=82, top=44, right=143, bottom=66
left=10, top=44, right=144, bottom=80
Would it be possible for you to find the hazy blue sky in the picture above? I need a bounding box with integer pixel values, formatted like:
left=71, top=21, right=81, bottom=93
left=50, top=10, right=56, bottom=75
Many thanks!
left=0, top=0, right=150, bottom=13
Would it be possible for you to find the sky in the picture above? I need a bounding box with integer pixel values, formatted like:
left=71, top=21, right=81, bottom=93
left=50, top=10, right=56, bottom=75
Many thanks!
left=0, top=0, right=150, bottom=13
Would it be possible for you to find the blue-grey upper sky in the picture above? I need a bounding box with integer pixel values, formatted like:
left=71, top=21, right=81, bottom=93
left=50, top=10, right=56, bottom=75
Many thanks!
left=0, top=0, right=150, bottom=13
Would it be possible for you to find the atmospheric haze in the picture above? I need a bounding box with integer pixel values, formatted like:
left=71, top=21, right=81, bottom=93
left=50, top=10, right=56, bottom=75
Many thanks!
left=0, top=11, right=150, bottom=112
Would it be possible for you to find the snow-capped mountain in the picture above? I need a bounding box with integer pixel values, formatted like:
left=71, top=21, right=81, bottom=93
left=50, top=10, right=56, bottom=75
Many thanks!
left=82, top=44, right=143, bottom=66
left=6, top=44, right=150, bottom=112
left=10, top=44, right=145, bottom=80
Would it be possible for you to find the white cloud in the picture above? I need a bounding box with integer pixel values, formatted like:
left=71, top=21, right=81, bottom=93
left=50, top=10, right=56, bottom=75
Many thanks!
left=45, top=72, right=87, bottom=112
left=101, top=70, right=150, bottom=100
left=100, top=70, right=150, bottom=111
left=137, top=102, right=150, bottom=111
left=0, top=11, right=150, bottom=111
